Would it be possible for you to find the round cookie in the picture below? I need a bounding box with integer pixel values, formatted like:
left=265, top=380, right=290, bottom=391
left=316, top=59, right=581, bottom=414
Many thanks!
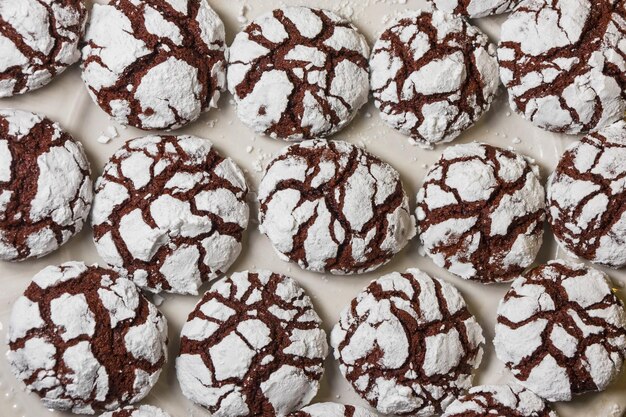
left=100, top=405, right=172, bottom=417
left=91, top=135, right=249, bottom=295
left=498, top=0, right=626, bottom=134
left=0, top=109, right=93, bottom=261
left=258, top=139, right=416, bottom=275
left=0, top=0, right=87, bottom=97
left=228, top=6, right=370, bottom=141
left=176, top=270, right=328, bottom=417
left=416, top=142, right=546, bottom=284
left=494, top=260, right=626, bottom=402
left=547, top=121, right=626, bottom=268
left=6, top=262, right=168, bottom=414
left=331, top=269, right=485, bottom=417
left=370, top=10, right=499, bottom=148
left=81, top=0, right=227, bottom=130
left=442, top=385, right=558, bottom=417
left=288, top=403, right=378, bottom=417
left=428, top=0, right=521, bottom=18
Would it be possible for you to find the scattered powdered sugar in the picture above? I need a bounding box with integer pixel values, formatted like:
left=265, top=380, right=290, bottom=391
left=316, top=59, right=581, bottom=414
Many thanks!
left=442, top=385, right=558, bottom=417
left=91, top=135, right=249, bottom=295
left=176, top=270, right=328, bottom=417
left=370, top=10, right=499, bottom=148
left=416, top=142, right=546, bottom=283
left=258, top=139, right=416, bottom=275
left=6, top=262, right=168, bottom=414
left=0, top=109, right=93, bottom=261
left=331, top=269, right=484, bottom=417
left=428, top=0, right=521, bottom=18
left=494, top=259, right=626, bottom=402
left=498, top=0, right=626, bottom=134
left=548, top=121, right=626, bottom=268
left=288, top=402, right=378, bottom=417
left=0, top=0, right=87, bottom=97
left=228, top=6, right=370, bottom=141
left=100, top=405, right=172, bottom=417
left=81, top=0, right=227, bottom=130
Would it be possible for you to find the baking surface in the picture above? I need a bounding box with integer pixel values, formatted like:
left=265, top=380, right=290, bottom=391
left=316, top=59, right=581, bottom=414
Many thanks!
left=0, top=0, right=624, bottom=416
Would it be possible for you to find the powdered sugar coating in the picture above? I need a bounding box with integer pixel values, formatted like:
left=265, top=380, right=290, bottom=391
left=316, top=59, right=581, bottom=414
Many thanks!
left=0, top=0, right=86, bottom=97
left=6, top=262, right=168, bottom=414
left=258, top=139, right=416, bottom=275
left=176, top=270, right=328, bottom=417
left=494, top=260, right=626, bottom=402
left=498, top=0, right=626, bottom=134
left=288, top=402, right=378, bottom=417
left=228, top=6, right=370, bottom=141
left=548, top=121, right=626, bottom=268
left=442, top=385, right=558, bottom=417
left=99, top=405, right=172, bottom=417
left=428, top=0, right=521, bottom=18
left=92, top=135, right=249, bottom=295
left=81, top=0, right=227, bottom=130
left=331, top=269, right=484, bottom=417
left=0, top=109, right=93, bottom=261
left=370, top=10, right=499, bottom=148
left=416, top=142, right=546, bottom=283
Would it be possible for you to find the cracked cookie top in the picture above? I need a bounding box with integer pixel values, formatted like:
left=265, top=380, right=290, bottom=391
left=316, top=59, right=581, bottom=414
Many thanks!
left=228, top=6, right=370, bottom=141
left=176, top=270, right=328, bottom=417
left=331, top=269, right=484, bottom=417
left=548, top=121, right=626, bottom=268
left=258, top=139, right=416, bottom=275
left=0, top=109, right=93, bottom=261
left=442, top=385, right=558, bottom=417
left=288, top=402, right=379, bottom=417
left=428, top=0, right=521, bottom=18
left=91, top=135, right=249, bottom=295
left=494, top=260, right=626, bottom=402
left=81, top=0, right=227, bottom=130
left=416, top=142, right=546, bottom=284
left=100, top=405, right=172, bottom=417
left=0, top=0, right=87, bottom=97
left=6, top=262, right=168, bottom=414
left=498, top=0, right=626, bottom=134
left=370, top=10, right=499, bottom=148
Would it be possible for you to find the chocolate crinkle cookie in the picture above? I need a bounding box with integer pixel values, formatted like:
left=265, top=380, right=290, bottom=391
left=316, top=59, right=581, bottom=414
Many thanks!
left=331, top=269, right=485, bottom=417
left=0, top=0, right=87, bottom=97
left=99, top=405, right=171, bottom=417
left=288, top=403, right=378, bottom=417
left=416, top=142, right=546, bottom=284
left=498, top=0, right=626, bottom=134
left=548, top=121, right=626, bottom=268
left=228, top=6, right=370, bottom=141
left=442, top=385, right=558, bottom=417
left=81, top=0, right=227, bottom=130
left=258, top=139, right=416, bottom=275
left=0, top=109, right=93, bottom=261
left=428, top=0, right=521, bottom=18
left=370, top=10, right=499, bottom=148
left=176, top=270, right=328, bottom=417
left=6, top=262, right=168, bottom=414
left=91, top=135, right=249, bottom=295
left=495, top=260, right=626, bottom=402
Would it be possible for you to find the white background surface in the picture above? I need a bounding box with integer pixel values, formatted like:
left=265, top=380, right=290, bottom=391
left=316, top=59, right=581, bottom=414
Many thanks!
left=0, top=0, right=625, bottom=416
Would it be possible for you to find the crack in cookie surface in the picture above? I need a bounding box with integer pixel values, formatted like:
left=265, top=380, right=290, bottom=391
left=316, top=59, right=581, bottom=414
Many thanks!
left=258, top=139, right=415, bottom=275
left=81, top=0, right=227, bottom=130
left=331, top=269, right=484, bottom=417
left=548, top=121, right=626, bottom=268
left=498, top=0, right=626, bottom=134
left=228, top=6, right=370, bottom=141
left=416, top=142, right=546, bottom=283
left=0, top=109, right=93, bottom=261
left=428, top=0, right=521, bottom=18
left=100, top=405, right=172, bottom=417
left=370, top=10, right=499, bottom=148
left=288, top=402, right=378, bottom=417
left=494, top=260, right=626, bottom=402
left=176, top=270, right=328, bottom=417
left=91, top=135, right=249, bottom=295
left=6, top=262, right=168, bottom=414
